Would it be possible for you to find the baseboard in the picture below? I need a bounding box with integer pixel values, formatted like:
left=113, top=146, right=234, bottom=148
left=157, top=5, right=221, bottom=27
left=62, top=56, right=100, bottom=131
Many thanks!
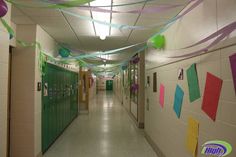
left=36, top=152, right=42, bottom=157
left=138, top=122, right=144, bottom=129
left=144, top=132, right=166, bottom=157
left=79, top=110, right=89, bottom=114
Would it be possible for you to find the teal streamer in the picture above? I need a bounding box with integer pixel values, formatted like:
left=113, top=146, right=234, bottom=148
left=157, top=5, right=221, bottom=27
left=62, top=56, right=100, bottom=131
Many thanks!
left=85, top=0, right=155, bottom=7
left=9, top=0, right=155, bottom=8
left=77, top=45, right=147, bottom=75
left=60, top=9, right=165, bottom=30
left=64, top=42, right=145, bottom=60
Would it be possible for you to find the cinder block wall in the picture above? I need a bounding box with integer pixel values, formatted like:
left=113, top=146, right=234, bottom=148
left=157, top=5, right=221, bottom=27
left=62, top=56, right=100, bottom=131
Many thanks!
left=145, top=0, right=236, bottom=157
left=0, top=3, right=11, bottom=157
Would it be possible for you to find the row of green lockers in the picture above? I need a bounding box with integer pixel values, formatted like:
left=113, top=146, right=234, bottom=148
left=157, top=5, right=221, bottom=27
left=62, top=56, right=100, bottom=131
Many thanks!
left=42, top=63, right=79, bottom=153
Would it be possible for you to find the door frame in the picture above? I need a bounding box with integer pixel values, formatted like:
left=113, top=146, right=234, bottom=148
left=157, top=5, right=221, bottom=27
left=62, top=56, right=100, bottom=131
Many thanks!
left=7, top=46, right=13, bottom=157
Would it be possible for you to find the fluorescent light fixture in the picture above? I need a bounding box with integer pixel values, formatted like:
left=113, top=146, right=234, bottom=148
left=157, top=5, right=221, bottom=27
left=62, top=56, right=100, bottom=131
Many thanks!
left=100, top=54, right=110, bottom=60
left=90, top=0, right=111, bottom=40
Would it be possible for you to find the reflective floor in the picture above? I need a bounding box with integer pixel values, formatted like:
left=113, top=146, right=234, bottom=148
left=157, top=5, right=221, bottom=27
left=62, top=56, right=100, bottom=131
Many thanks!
left=43, top=91, right=157, bottom=157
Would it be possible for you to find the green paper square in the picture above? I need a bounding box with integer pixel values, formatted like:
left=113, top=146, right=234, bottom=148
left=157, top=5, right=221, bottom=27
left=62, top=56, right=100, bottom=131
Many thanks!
left=187, top=63, right=200, bottom=102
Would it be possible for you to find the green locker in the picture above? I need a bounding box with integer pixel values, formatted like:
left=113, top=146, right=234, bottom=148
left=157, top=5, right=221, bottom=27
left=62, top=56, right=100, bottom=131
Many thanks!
left=42, top=63, right=79, bottom=153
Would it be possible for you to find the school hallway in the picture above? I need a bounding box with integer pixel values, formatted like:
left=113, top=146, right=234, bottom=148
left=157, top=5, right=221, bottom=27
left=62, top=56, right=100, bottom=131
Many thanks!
left=43, top=91, right=157, bottom=157
left=1, top=1, right=236, bottom=157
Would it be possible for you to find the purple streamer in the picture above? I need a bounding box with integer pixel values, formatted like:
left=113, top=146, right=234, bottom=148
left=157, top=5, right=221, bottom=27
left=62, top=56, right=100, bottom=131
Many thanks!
left=130, top=56, right=140, bottom=64
left=131, top=83, right=139, bottom=92
left=167, top=21, right=236, bottom=58
left=175, top=0, right=203, bottom=20
left=229, top=53, right=236, bottom=94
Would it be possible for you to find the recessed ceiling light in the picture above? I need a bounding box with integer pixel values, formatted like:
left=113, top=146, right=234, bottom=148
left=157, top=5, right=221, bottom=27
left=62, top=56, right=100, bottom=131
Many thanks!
left=100, top=35, right=106, bottom=40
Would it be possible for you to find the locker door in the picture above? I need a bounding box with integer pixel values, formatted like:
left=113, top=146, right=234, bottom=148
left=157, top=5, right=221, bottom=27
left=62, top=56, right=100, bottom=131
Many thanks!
left=48, top=65, right=54, bottom=146
left=42, top=63, right=49, bottom=153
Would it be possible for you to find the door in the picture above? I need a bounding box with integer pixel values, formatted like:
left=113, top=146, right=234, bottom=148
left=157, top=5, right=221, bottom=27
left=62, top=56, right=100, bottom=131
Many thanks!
left=106, top=80, right=113, bottom=91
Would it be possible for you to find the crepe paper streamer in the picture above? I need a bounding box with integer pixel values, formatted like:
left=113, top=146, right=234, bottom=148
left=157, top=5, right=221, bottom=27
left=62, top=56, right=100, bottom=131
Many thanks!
left=64, top=42, right=146, bottom=60
left=173, top=85, right=184, bottom=118
left=149, top=35, right=165, bottom=49
left=0, top=0, right=8, bottom=17
left=187, top=63, right=201, bottom=102
left=60, top=9, right=166, bottom=31
left=16, top=40, right=48, bottom=75
left=77, top=4, right=184, bottom=14
left=0, top=20, right=143, bottom=75
left=202, top=72, right=223, bottom=121
left=229, top=53, right=236, bottom=94
left=77, top=0, right=155, bottom=8
left=0, top=18, right=14, bottom=39
left=6, top=0, right=95, bottom=8
left=130, top=56, right=140, bottom=64
left=159, top=83, right=165, bottom=108
left=166, top=21, right=236, bottom=58
left=59, top=47, right=71, bottom=58
left=41, top=0, right=70, bottom=4
left=10, top=0, right=154, bottom=8
left=186, top=117, right=199, bottom=157
left=131, top=83, right=139, bottom=92
left=121, top=65, right=128, bottom=71
left=148, top=0, right=203, bottom=41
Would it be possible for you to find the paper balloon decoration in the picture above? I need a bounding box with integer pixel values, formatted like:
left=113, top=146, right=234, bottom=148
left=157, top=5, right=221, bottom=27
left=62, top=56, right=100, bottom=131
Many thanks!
left=131, top=83, right=139, bottom=92
left=121, top=65, right=128, bottom=70
left=0, top=0, right=8, bottom=17
left=59, top=47, right=71, bottom=58
left=131, top=56, right=140, bottom=64
left=150, top=35, right=165, bottom=49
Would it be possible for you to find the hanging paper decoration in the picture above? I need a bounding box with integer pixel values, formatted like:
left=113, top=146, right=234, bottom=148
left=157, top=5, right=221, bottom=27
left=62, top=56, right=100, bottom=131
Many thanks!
left=59, top=47, right=71, bottom=58
left=130, top=56, right=140, bottom=64
left=6, top=0, right=95, bottom=8
left=131, top=83, right=139, bottom=92
left=150, top=35, right=165, bottom=49
left=18, top=0, right=154, bottom=8
left=148, top=0, right=203, bottom=42
left=61, top=9, right=165, bottom=30
left=77, top=4, right=183, bottom=14
left=0, top=0, right=8, bottom=17
left=121, top=65, right=128, bottom=70
left=229, top=53, right=236, bottom=94
left=66, top=43, right=147, bottom=60
left=0, top=18, right=14, bottom=39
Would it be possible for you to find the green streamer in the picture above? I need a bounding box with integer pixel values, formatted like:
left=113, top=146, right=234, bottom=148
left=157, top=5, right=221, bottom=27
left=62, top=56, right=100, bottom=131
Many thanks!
left=6, top=0, right=94, bottom=8
left=0, top=18, right=15, bottom=39
left=0, top=16, right=147, bottom=78
left=7, top=0, right=154, bottom=8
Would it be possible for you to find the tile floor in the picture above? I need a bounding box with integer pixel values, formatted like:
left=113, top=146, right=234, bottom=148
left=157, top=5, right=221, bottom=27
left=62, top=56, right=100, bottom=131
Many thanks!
left=43, top=91, right=157, bottom=157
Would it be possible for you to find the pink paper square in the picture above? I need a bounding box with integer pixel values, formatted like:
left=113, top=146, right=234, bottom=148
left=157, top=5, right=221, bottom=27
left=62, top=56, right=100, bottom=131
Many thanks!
left=159, top=84, right=165, bottom=108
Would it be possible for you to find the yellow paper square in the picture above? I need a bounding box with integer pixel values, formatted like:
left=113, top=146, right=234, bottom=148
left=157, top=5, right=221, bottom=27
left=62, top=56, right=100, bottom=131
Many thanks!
left=187, top=133, right=198, bottom=157
left=186, top=117, right=199, bottom=157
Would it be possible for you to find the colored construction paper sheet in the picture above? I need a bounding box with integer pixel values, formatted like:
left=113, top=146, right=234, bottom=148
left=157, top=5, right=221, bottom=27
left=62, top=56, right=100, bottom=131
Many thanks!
left=202, top=72, right=223, bottom=121
left=229, top=53, right=236, bottom=94
left=186, top=117, right=199, bottom=157
left=187, top=63, right=200, bottom=102
left=173, top=85, right=184, bottom=118
left=159, top=84, right=165, bottom=108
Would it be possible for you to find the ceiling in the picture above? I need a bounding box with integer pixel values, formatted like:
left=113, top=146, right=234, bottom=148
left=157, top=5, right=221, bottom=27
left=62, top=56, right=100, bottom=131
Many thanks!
left=11, top=0, right=189, bottom=53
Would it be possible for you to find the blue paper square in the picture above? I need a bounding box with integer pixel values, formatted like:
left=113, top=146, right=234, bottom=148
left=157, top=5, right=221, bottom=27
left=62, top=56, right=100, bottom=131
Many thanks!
left=173, top=85, right=184, bottom=118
